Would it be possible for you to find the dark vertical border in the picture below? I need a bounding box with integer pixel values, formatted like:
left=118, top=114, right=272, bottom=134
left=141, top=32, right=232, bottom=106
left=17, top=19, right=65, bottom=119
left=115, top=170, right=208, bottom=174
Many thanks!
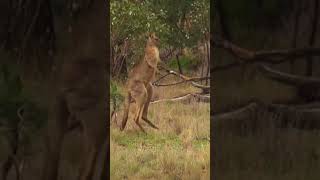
left=210, top=0, right=215, bottom=179
left=102, top=0, right=111, bottom=179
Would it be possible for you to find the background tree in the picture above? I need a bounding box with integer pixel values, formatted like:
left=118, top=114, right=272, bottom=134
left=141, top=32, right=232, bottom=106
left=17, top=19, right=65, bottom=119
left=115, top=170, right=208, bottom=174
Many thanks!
left=213, top=1, right=320, bottom=179
left=111, top=0, right=209, bottom=79
left=0, top=0, right=108, bottom=179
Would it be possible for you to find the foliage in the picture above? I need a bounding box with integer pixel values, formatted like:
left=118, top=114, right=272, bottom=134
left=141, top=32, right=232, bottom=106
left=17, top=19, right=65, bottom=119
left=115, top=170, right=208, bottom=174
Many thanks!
left=110, top=80, right=124, bottom=110
left=0, top=63, right=47, bottom=148
left=111, top=0, right=169, bottom=72
left=150, top=0, right=209, bottom=47
left=111, top=0, right=169, bottom=54
left=111, top=0, right=209, bottom=76
left=221, top=0, right=292, bottom=28
left=168, top=55, right=200, bottom=71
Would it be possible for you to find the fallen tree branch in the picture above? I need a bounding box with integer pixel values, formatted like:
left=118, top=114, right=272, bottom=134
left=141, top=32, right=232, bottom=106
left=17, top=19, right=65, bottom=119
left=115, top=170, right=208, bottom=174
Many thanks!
left=191, top=82, right=210, bottom=94
left=258, top=64, right=320, bottom=87
left=213, top=100, right=320, bottom=134
left=151, top=93, right=210, bottom=104
left=153, top=65, right=210, bottom=89
left=158, top=65, right=210, bottom=81
left=213, top=36, right=320, bottom=62
left=212, top=56, right=293, bottom=73
left=287, top=102, right=320, bottom=109
left=213, top=102, right=260, bottom=121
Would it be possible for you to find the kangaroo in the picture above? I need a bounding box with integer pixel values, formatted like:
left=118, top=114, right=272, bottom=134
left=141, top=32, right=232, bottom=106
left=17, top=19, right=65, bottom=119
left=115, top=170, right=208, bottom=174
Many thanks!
left=120, top=32, right=160, bottom=132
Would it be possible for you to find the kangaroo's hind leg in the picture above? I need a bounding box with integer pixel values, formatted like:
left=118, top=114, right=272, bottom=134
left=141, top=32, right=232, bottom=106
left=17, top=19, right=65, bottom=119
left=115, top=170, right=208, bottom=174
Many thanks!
left=141, top=83, right=159, bottom=129
left=120, top=92, right=132, bottom=131
left=132, top=83, right=147, bottom=133
left=134, top=103, right=146, bottom=133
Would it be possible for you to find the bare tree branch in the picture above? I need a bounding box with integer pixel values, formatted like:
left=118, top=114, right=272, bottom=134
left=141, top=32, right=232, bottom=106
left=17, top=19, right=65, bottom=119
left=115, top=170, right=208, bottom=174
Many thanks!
left=151, top=93, right=210, bottom=104
left=191, top=82, right=210, bottom=94
left=258, top=64, right=320, bottom=87
left=213, top=102, right=259, bottom=121
left=213, top=100, right=320, bottom=133
left=213, top=36, right=320, bottom=62
left=153, top=65, right=210, bottom=87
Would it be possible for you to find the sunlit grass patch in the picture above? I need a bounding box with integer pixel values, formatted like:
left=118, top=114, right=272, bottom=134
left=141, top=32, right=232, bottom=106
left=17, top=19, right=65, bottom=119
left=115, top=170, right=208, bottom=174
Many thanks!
left=110, top=131, right=210, bottom=180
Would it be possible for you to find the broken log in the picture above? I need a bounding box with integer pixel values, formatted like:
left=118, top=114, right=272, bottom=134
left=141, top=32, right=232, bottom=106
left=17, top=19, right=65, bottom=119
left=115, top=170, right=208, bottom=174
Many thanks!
left=212, top=101, right=320, bottom=136
left=151, top=93, right=210, bottom=104
left=258, top=64, right=320, bottom=87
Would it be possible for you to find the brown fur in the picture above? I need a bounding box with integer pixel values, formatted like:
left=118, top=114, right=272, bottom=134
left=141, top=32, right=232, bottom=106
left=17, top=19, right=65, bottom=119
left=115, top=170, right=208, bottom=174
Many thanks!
left=120, top=32, right=160, bottom=132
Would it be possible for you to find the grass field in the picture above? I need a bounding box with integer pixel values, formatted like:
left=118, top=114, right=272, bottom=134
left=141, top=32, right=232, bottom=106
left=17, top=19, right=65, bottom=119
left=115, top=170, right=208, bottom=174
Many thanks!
left=213, top=65, right=320, bottom=179
left=215, top=129, right=320, bottom=180
left=110, top=78, right=210, bottom=180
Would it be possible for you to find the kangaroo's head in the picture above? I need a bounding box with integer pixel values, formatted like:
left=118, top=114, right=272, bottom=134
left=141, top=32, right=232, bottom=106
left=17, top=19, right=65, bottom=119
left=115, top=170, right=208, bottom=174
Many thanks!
left=147, top=32, right=160, bottom=46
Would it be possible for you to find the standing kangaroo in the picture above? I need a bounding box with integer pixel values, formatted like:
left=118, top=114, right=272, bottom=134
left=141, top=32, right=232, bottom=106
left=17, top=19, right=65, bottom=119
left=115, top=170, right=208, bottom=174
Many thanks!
left=120, top=32, right=160, bottom=132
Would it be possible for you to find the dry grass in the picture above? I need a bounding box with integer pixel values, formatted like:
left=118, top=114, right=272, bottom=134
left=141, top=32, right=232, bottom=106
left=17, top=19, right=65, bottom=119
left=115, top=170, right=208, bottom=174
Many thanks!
left=110, top=77, right=210, bottom=180
left=213, top=64, right=320, bottom=179
left=215, top=129, right=320, bottom=180
left=213, top=66, right=296, bottom=112
left=214, top=107, right=320, bottom=180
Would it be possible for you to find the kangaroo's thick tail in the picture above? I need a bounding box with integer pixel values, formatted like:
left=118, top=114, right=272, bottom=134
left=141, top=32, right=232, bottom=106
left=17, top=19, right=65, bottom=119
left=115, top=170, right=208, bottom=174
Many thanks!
left=120, top=92, right=131, bottom=131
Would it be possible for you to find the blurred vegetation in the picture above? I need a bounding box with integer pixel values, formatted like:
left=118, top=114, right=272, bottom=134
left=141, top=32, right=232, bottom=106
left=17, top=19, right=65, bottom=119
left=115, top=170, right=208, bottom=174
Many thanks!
left=168, top=55, right=200, bottom=72
left=111, top=0, right=209, bottom=78
left=110, top=80, right=124, bottom=112
left=214, top=0, right=320, bottom=179
left=222, top=0, right=291, bottom=27
left=0, top=63, right=47, bottom=153
left=215, top=0, right=294, bottom=51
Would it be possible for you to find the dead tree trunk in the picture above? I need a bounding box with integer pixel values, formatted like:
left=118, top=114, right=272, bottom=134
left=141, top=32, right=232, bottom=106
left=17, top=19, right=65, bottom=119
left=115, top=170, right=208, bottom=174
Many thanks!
left=112, top=38, right=129, bottom=78
left=215, top=0, right=232, bottom=40
left=205, top=38, right=210, bottom=85
left=290, top=0, right=302, bottom=73
left=306, top=0, right=319, bottom=76
left=176, top=49, right=183, bottom=74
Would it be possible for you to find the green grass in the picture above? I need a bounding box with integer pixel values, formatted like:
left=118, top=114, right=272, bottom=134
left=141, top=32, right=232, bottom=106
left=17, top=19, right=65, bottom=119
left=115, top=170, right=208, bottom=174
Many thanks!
left=110, top=81, right=210, bottom=179
left=112, top=130, right=182, bottom=150
left=110, top=131, right=210, bottom=180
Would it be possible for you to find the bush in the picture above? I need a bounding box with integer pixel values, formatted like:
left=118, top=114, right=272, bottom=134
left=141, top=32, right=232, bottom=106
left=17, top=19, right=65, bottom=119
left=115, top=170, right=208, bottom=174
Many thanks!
left=168, top=55, right=200, bottom=72
left=110, top=81, right=124, bottom=111
left=0, top=63, right=47, bottom=154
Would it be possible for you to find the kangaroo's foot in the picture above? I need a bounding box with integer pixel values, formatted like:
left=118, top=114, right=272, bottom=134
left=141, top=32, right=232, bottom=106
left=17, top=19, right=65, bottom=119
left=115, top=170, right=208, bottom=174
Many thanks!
left=142, top=117, right=159, bottom=130
left=135, top=121, right=146, bottom=133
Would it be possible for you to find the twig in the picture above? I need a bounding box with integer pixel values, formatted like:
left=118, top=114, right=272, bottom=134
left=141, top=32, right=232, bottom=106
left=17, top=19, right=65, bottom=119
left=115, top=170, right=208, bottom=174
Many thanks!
left=151, top=93, right=210, bottom=104
left=152, top=72, right=171, bottom=85
left=153, top=65, right=210, bottom=87
left=153, top=79, right=189, bottom=87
